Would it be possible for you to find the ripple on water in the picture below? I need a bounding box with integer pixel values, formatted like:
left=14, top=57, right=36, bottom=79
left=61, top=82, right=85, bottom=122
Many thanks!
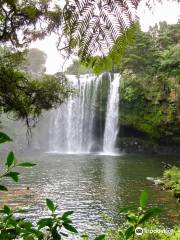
left=0, top=152, right=179, bottom=237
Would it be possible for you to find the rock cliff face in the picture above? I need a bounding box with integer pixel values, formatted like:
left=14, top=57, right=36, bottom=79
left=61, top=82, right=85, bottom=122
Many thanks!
left=117, top=137, right=180, bottom=155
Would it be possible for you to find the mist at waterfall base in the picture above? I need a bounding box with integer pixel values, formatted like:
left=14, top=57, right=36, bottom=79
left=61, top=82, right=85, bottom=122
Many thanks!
left=48, top=73, right=120, bottom=155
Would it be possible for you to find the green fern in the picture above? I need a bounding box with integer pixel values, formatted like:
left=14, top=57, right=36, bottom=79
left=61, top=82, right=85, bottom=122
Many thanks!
left=61, top=0, right=178, bottom=63
left=62, top=0, right=140, bottom=60
left=82, top=22, right=140, bottom=74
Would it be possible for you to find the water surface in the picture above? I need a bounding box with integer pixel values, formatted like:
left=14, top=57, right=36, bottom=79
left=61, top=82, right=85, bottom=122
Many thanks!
left=0, top=153, right=179, bottom=237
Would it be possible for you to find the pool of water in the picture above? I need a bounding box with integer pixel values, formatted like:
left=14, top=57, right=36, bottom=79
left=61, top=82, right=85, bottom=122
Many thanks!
left=0, top=152, right=179, bottom=237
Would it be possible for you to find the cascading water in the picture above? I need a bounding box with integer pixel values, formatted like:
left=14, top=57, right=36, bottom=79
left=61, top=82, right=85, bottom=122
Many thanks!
left=49, top=74, right=101, bottom=153
left=49, top=73, right=120, bottom=154
left=103, top=74, right=120, bottom=154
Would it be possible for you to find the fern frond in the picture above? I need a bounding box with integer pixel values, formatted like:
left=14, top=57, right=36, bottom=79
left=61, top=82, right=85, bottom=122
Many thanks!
left=61, top=0, right=179, bottom=62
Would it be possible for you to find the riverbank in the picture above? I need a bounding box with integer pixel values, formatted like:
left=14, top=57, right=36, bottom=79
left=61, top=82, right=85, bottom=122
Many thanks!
left=146, top=166, right=180, bottom=203
left=161, top=166, right=180, bottom=200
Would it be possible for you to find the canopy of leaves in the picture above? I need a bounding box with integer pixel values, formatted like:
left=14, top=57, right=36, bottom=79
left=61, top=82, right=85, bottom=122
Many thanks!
left=82, top=22, right=140, bottom=74
left=118, top=22, right=180, bottom=142
left=0, top=0, right=62, bottom=46
left=0, top=48, right=72, bottom=127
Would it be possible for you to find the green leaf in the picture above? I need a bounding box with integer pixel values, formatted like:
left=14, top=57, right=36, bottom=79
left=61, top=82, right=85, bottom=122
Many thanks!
left=19, top=221, right=32, bottom=229
left=94, top=234, right=106, bottom=240
left=6, top=152, right=15, bottom=168
left=138, top=207, right=161, bottom=224
left=118, top=230, right=125, bottom=239
left=37, top=218, right=53, bottom=229
left=63, top=223, right=78, bottom=233
left=0, top=132, right=12, bottom=144
left=46, top=199, right=55, bottom=212
left=3, top=205, right=11, bottom=215
left=81, top=234, right=89, bottom=239
left=5, top=172, right=19, bottom=182
left=52, top=225, right=61, bottom=240
left=127, top=213, right=137, bottom=224
left=125, top=226, right=134, bottom=239
left=140, top=190, right=148, bottom=209
left=17, top=162, right=36, bottom=167
left=22, top=228, right=44, bottom=238
left=23, top=6, right=37, bottom=18
left=0, top=185, right=8, bottom=191
left=6, top=217, right=17, bottom=226
left=6, top=0, right=16, bottom=7
left=119, top=207, right=134, bottom=213
left=62, top=211, right=74, bottom=220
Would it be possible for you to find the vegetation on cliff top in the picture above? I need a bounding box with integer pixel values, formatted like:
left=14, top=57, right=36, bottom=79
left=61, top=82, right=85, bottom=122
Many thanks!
left=119, top=22, right=180, bottom=144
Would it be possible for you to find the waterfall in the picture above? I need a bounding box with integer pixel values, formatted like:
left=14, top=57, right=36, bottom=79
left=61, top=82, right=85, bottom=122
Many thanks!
left=49, top=73, right=120, bottom=154
left=49, top=74, right=101, bottom=153
left=103, top=74, right=120, bottom=154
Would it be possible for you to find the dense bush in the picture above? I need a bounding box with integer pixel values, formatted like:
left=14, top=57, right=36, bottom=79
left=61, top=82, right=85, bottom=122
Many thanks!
left=162, top=166, right=180, bottom=199
left=119, top=22, right=180, bottom=144
left=0, top=48, right=72, bottom=128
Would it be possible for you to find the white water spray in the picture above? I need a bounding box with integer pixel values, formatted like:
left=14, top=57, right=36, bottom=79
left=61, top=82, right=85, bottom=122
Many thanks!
left=49, top=73, right=120, bottom=155
left=103, top=74, right=120, bottom=154
left=49, top=74, right=101, bottom=153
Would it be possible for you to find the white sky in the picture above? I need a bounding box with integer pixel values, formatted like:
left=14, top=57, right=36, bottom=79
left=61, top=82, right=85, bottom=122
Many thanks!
left=30, top=0, right=180, bottom=74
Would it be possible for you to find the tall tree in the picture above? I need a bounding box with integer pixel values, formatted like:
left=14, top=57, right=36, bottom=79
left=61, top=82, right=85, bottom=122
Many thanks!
left=0, top=0, right=62, bottom=46
left=0, top=48, right=71, bottom=127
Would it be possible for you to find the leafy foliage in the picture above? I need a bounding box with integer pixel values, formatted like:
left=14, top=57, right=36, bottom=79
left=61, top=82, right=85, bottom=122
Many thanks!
left=118, top=22, right=180, bottom=143
left=162, top=166, right=180, bottom=198
left=62, top=0, right=139, bottom=60
left=60, top=0, right=179, bottom=63
left=0, top=131, right=12, bottom=143
left=82, top=22, right=139, bottom=74
left=0, top=133, right=37, bottom=190
left=104, top=218, right=180, bottom=240
left=94, top=22, right=180, bottom=146
left=116, top=191, right=161, bottom=239
left=0, top=4, right=71, bottom=130
left=83, top=191, right=163, bottom=240
left=0, top=0, right=62, bottom=46
left=0, top=48, right=72, bottom=127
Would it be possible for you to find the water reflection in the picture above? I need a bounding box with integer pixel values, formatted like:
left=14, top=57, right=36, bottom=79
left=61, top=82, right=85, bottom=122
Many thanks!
left=0, top=153, right=179, bottom=236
